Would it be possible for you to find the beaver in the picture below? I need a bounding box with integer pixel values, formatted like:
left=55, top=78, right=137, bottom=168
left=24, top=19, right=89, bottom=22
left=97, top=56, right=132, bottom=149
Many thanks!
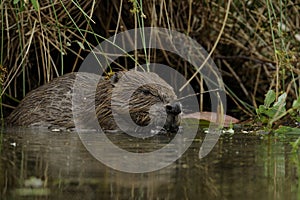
left=6, top=71, right=182, bottom=133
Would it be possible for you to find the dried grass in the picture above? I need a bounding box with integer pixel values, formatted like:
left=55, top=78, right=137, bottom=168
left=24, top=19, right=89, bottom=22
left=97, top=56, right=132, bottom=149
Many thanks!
left=1, top=0, right=98, bottom=98
left=1, top=0, right=299, bottom=118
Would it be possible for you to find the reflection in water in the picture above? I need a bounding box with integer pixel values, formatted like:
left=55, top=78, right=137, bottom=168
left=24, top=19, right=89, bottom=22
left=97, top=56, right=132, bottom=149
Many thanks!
left=0, top=127, right=299, bottom=199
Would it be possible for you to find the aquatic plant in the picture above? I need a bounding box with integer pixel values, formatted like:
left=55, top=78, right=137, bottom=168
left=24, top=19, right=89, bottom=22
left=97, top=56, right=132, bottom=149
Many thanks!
left=256, top=89, right=300, bottom=129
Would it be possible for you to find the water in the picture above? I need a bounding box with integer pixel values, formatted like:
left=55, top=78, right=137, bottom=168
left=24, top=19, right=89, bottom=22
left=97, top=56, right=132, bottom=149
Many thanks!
left=0, top=127, right=299, bottom=199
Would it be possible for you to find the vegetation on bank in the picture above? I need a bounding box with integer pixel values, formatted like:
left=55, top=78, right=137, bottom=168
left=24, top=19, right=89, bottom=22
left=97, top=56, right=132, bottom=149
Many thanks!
left=0, top=0, right=299, bottom=134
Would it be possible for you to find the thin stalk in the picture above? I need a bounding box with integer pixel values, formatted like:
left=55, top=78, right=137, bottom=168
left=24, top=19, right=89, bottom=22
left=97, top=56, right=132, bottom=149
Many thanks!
left=71, top=0, right=104, bottom=73
left=180, top=0, right=232, bottom=91
left=266, top=0, right=279, bottom=98
left=59, top=0, right=108, bottom=72
left=0, top=0, right=3, bottom=65
left=278, top=0, right=286, bottom=90
left=0, top=128, right=2, bottom=154
left=137, top=0, right=149, bottom=69
left=14, top=3, right=26, bottom=97
left=130, top=0, right=149, bottom=70
left=50, top=0, right=64, bottom=75
left=225, top=84, right=255, bottom=116
left=0, top=0, right=4, bottom=123
left=113, top=0, right=123, bottom=44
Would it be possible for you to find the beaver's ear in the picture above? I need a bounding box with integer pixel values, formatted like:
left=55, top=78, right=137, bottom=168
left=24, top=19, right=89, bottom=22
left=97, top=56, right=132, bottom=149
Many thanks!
left=110, top=71, right=125, bottom=85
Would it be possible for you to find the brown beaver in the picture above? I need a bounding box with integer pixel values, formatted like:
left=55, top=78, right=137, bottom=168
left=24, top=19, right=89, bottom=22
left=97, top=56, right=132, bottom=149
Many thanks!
left=6, top=71, right=182, bottom=133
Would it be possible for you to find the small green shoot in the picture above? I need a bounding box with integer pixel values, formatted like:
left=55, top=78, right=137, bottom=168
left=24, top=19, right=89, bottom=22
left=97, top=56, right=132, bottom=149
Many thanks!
left=256, top=90, right=287, bottom=128
left=290, top=95, right=300, bottom=123
left=30, top=0, right=40, bottom=11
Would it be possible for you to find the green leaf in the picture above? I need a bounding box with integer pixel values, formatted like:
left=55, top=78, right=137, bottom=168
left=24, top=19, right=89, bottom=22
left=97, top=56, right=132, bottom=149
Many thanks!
left=255, top=108, right=259, bottom=115
left=260, top=116, right=269, bottom=124
left=30, top=0, right=40, bottom=11
left=76, top=41, right=85, bottom=50
left=264, top=107, right=278, bottom=118
left=13, top=0, right=20, bottom=4
left=274, top=92, right=286, bottom=107
left=292, top=96, right=300, bottom=110
left=264, top=90, right=276, bottom=108
left=257, top=105, right=266, bottom=115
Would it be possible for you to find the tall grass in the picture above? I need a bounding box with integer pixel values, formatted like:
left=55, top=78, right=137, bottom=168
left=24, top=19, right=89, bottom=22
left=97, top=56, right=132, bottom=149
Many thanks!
left=264, top=0, right=300, bottom=125
left=0, top=0, right=99, bottom=118
left=0, top=0, right=4, bottom=123
left=0, top=0, right=299, bottom=123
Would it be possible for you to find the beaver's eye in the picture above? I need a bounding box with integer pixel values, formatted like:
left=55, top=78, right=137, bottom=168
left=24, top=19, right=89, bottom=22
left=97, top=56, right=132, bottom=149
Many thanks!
left=141, top=89, right=151, bottom=96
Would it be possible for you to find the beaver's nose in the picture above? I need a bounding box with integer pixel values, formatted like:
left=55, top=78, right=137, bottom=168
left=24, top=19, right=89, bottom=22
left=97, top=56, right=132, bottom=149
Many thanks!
left=165, top=102, right=182, bottom=115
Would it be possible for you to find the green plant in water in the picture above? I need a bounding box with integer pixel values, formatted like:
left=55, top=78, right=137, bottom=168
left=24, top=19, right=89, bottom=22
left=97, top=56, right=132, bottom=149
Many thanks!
left=262, top=0, right=300, bottom=129
left=256, top=90, right=287, bottom=128
left=261, top=91, right=300, bottom=153
left=257, top=89, right=300, bottom=130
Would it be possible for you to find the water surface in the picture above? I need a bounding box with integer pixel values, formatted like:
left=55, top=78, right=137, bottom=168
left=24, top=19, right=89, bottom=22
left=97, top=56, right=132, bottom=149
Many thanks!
left=0, top=127, right=299, bottom=199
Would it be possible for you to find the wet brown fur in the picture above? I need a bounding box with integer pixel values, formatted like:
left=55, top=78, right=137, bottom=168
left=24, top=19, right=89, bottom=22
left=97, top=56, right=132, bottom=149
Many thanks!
left=7, top=71, right=178, bottom=131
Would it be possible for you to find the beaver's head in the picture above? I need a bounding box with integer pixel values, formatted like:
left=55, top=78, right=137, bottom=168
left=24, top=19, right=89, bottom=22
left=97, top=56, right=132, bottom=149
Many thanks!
left=111, top=71, right=181, bottom=134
